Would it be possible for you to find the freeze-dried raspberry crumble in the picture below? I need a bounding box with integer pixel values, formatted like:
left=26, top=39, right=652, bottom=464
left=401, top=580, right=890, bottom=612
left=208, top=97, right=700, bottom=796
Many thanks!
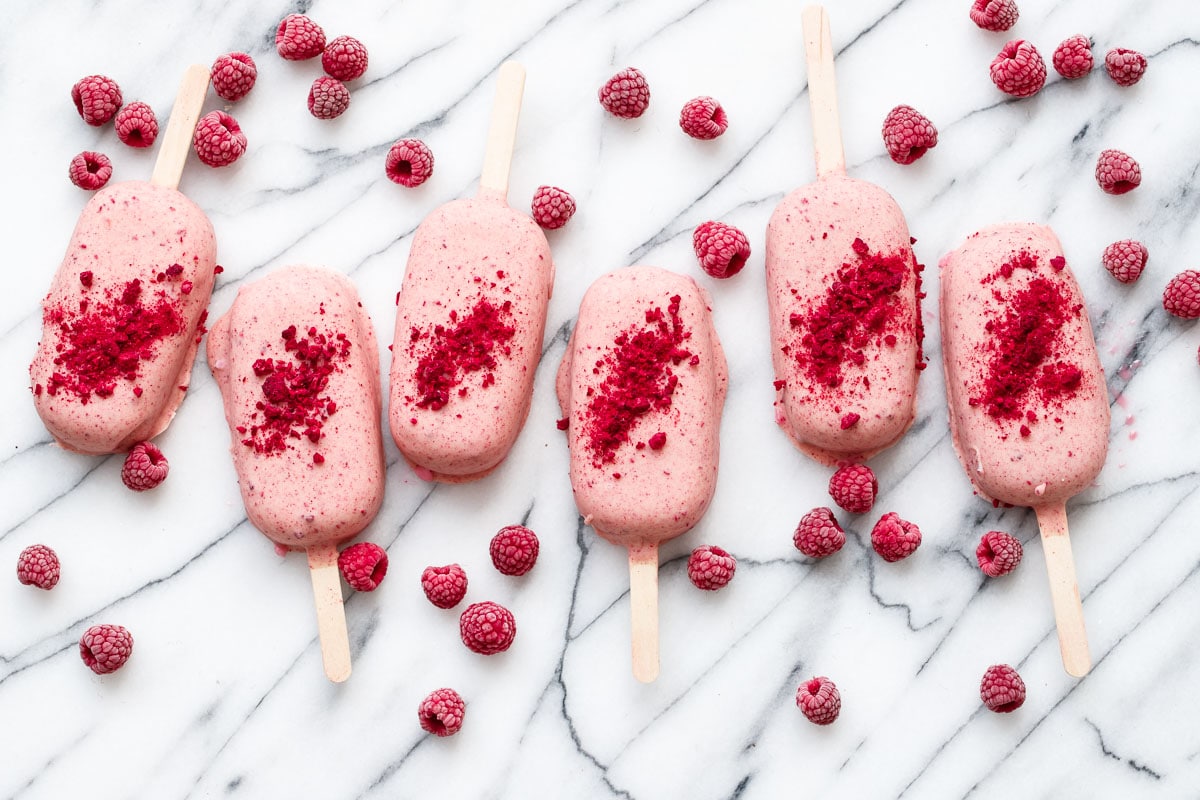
left=17, top=544, right=60, bottom=590
left=1095, top=149, right=1141, bottom=195
left=679, top=96, right=728, bottom=140
left=338, top=542, right=388, bottom=591
left=308, top=76, right=350, bottom=120
left=193, top=111, right=247, bottom=167
left=490, top=525, right=540, bottom=576
left=1105, top=48, right=1147, bottom=86
left=405, top=299, right=515, bottom=410
left=122, top=441, right=169, bottom=491
left=68, top=151, right=113, bottom=191
left=870, top=512, right=921, bottom=562
left=793, top=507, right=845, bottom=558
left=796, top=676, right=841, bottom=725
left=828, top=463, right=878, bottom=514
left=385, top=138, right=434, bottom=188
left=687, top=545, right=736, bottom=591
left=115, top=102, right=158, bottom=148
left=276, top=14, right=326, bottom=61
left=980, top=664, right=1026, bottom=712
left=421, top=564, right=468, bottom=609
left=1163, top=271, right=1200, bottom=319
left=976, top=530, right=1023, bottom=577
left=531, top=185, right=576, bottom=230
left=693, top=220, right=750, bottom=279
left=1101, top=239, right=1148, bottom=284
left=80, top=624, right=133, bottom=674
left=322, top=36, right=369, bottom=81
left=211, top=53, right=257, bottom=101
left=881, top=105, right=938, bottom=165
left=459, top=601, right=516, bottom=655
left=72, top=75, right=122, bottom=126
left=418, top=688, right=465, bottom=736
left=990, top=40, right=1047, bottom=97
left=969, top=0, right=1018, bottom=32
left=598, top=67, right=650, bottom=119
left=1052, top=35, right=1093, bottom=79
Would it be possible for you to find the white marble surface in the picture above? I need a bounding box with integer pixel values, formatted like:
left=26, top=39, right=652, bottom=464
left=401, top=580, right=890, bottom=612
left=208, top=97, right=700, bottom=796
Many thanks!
left=3, top=0, right=1200, bottom=797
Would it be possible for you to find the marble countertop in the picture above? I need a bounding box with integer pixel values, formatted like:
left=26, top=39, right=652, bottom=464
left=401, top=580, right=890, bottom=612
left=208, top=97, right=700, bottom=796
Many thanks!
left=4, top=1, right=1199, bottom=797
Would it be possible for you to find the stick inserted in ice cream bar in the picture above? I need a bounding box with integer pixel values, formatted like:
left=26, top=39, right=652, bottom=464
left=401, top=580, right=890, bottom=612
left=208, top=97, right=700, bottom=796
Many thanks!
left=389, top=61, right=554, bottom=482
left=941, top=223, right=1107, bottom=677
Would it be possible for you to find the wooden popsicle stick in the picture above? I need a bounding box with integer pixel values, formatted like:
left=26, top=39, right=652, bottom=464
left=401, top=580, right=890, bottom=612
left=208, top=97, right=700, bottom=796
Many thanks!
left=307, top=544, right=352, bottom=683
left=479, top=61, right=526, bottom=197
left=801, top=5, right=847, bottom=179
left=151, top=64, right=211, bottom=190
left=629, top=544, right=660, bottom=683
left=1034, top=504, right=1091, bottom=678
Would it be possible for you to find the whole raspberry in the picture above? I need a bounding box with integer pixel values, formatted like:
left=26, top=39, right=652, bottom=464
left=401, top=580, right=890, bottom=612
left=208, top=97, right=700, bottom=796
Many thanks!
left=385, top=138, right=434, bottom=187
left=337, top=542, right=388, bottom=591
left=531, top=185, right=576, bottom=230
left=193, top=110, right=247, bottom=168
left=598, top=67, right=650, bottom=119
left=79, top=624, right=133, bottom=674
left=969, top=0, right=1018, bottom=32
left=976, top=530, right=1023, bottom=577
left=68, top=151, right=113, bottom=191
left=418, top=688, right=465, bottom=737
left=1052, top=35, right=1094, bottom=79
left=1105, top=48, right=1147, bottom=87
left=1163, top=271, right=1200, bottom=319
left=990, top=40, right=1047, bottom=98
left=211, top=52, right=257, bottom=102
left=17, top=544, right=61, bottom=590
left=870, top=512, right=922, bottom=562
left=980, top=664, right=1026, bottom=712
left=796, top=676, right=841, bottom=725
left=308, top=76, right=351, bottom=120
left=1102, top=239, right=1148, bottom=284
left=687, top=545, right=736, bottom=591
left=276, top=14, right=326, bottom=61
left=679, top=96, right=728, bottom=140
left=459, top=601, right=516, bottom=655
left=71, top=75, right=123, bottom=126
left=1095, top=149, right=1141, bottom=195
left=881, top=105, right=938, bottom=165
left=828, top=464, right=878, bottom=514
left=322, top=36, right=369, bottom=81
left=421, top=564, right=468, bottom=609
left=793, top=507, right=846, bottom=559
left=692, top=220, right=751, bottom=279
left=114, top=102, right=158, bottom=148
left=490, top=525, right=540, bottom=576
left=121, top=441, right=169, bottom=491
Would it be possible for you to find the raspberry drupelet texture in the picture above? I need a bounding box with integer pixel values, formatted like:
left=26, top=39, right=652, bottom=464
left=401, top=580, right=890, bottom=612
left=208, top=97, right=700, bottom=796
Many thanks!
left=980, top=664, right=1026, bottom=712
left=193, top=110, right=247, bottom=167
left=679, top=96, right=728, bottom=140
left=1105, top=48, right=1147, bottom=86
left=114, top=102, right=158, bottom=148
left=598, top=67, right=650, bottom=119
left=693, top=220, right=751, bottom=279
left=1163, top=271, right=1200, bottom=319
left=969, top=0, right=1018, bottom=32
left=531, top=185, right=576, bottom=230
left=337, top=542, right=389, bottom=591
left=17, top=544, right=60, bottom=590
left=1102, top=239, right=1148, bottom=284
left=276, top=14, right=326, bottom=61
left=490, top=525, right=540, bottom=576
left=1053, top=35, right=1094, bottom=79
left=1095, top=149, right=1141, bottom=195
left=976, top=530, right=1023, bottom=577
left=793, top=507, right=846, bottom=559
left=828, top=464, right=878, bottom=514
left=79, top=624, right=133, bottom=674
left=459, top=601, right=516, bottom=655
left=418, top=688, right=466, bottom=737
left=990, top=40, right=1047, bottom=97
left=871, top=512, right=921, bottom=562
left=385, top=138, right=434, bottom=187
left=72, top=75, right=122, bottom=126
left=421, top=564, right=468, bottom=609
left=687, top=545, right=736, bottom=591
left=121, top=441, right=169, bottom=491
left=881, top=105, right=938, bottom=165
left=68, top=151, right=113, bottom=191
left=796, top=676, right=841, bottom=725
left=308, top=76, right=350, bottom=120
left=211, top=53, right=257, bottom=102
left=322, top=36, right=369, bottom=81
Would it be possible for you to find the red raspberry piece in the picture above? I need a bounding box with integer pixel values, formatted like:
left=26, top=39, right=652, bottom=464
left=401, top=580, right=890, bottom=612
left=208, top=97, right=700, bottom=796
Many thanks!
left=1105, top=48, right=1147, bottom=87
left=193, top=111, right=247, bottom=168
left=687, top=545, right=736, bottom=591
left=990, top=40, right=1047, bottom=97
left=211, top=53, right=257, bottom=102
left=976, top=530, right=1023, bottom=577
left=870, top=512, right=921, bottom=562
left=980, top=664, right=1026, bottom=712
left=71, top=75, right=123, bottom=126
left=114, top=102, right=158, bottom=148
left=276, top=14, right=326, bottom=61
left=679, top=96, right=728, bottom=140
left=490, top=525, right=540, bottom=576
left=121, top=441, right=169, bottom=491
left=337, top=542, right=388, bottom=591
left=308, top=76, right=350, bottom=120
left=881, top=105, right=938, bottom=165
left=385, top=138, right=434, bottom=187
left=598, top=67, right=650, bottom=119
left=828, top=463, right=878, bottom=514
left=692, top=220, right=751, bottom=279
left=1052, top=35, right=1094, bottom=79
left=459, top=601, right=516, bottom=655
left=969, top=0, right=1018, bottom=32
left=68, top=151, right=113, bottom=191
left=17, top=544, right=60, bottom=590
left=421, top=563, right=468, bottom=609
left=796, top=676, right=841, bottom=725
left=531, top=185, right=576, bottom=230
left=322, top=35, right=369, bottom=81
left=1163, top=270, right=1200, bottom=319
left=418, top=688, right=465, bottom=737
left=793, top=507, right=846, bottom=559
left=1102, top=239, right=1148, bottom=284
left=79, top=623, right=134, bottom=674
left=1095, top=148, right=1141, bottom=195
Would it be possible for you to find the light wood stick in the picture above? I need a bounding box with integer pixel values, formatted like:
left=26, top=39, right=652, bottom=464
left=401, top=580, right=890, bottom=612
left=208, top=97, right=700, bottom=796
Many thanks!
left=629, top=544, right=660, bottom=683
left=308, top=544, right=352, bottom=683
left=479, top=61, right=526, bottom=196
left=801, top=6, right=847, bottom=178
left=151, top=64, right=211, bottom=190
left=1035, top=504, right=1091, bottom=678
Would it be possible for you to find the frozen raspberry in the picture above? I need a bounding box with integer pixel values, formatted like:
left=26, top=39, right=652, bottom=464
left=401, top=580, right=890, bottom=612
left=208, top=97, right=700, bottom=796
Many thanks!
left=121, top=441, right=169, bottom=491
left=385, top=138, right=434, bottom=187
left=322, top=35, right=369, bottom=81
left=418, top=688, right=465, bottom=737
left=598, top=67, right=650, bottom=119
left=68, top=151, right=113, bottom=191
left=687, top=545, right=736, bottom=591
left=308, top=76, right=350, bottom=120
left=211, top=52, right=257, bottom=102
left=421, top=564, right=468, bottom=609
left=459, top=601, right=516, bottom=655
left=976, top=530, right=1023, bottom=577
left=990, top=40, right=1047, bottom=97
left=1102, top=239, right=1148, bottom=284
left=1052, top=35, right=1094, bottom=79
left=980, top=664, right=1026, bottom=712
left=114, top=102, right=158, bottom=148
left=337, top=542, right=388, bottom=591
left=1095, top=149, right=1141, bottom=195
left=17, top=544, right=60, bottom=590
left=793, top=507, right=846, bottom=559
left=692, top=220, right=751, bottom=279
left=969, top=0, right=1018, bottom=32
left=193, top=110, right=247, bottom=168
left=1105, top=48, right=1147, bottom=87
left=71, top=75, right=122, bottom=126
left=79, top=624, right=133, bottom=674
left=1163, top=270, right=1200, bottom=319
left=531, top=185, right=576, bottom=230
left=871, top=512, right=921, bottom=562
left=490, top=525, right=540, bottom=576
left=679, top=96, right=728, bottom=140
left=828, top=464, right=878, bottom=514
left=796, top=676, right=841, bottom=725
left=276, top=14, right=326, bottom=61
left=881, top=105, right=938, bottom=165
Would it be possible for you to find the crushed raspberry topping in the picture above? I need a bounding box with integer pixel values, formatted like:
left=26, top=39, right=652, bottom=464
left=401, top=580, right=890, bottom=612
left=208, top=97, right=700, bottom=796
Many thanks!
left=406, top=299, right=515, bottom=411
